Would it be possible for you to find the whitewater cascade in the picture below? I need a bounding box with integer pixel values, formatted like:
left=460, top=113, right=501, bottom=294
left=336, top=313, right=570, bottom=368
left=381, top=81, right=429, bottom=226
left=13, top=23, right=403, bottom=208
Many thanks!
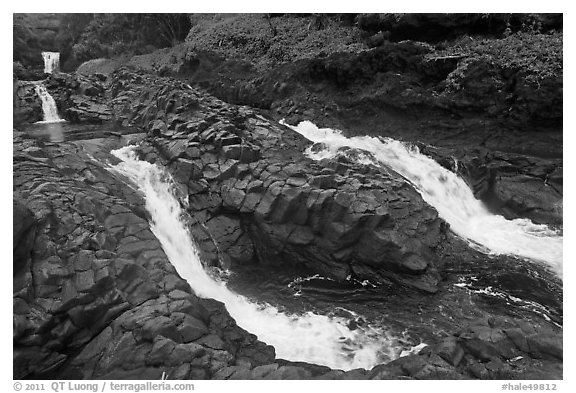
left=110, top=145, right=401, bottom=371
left=33, top=82, right=64, bottom=123
left=42, top=51, right=60, bottom=74
left=284, top=121, right=563, bottom=278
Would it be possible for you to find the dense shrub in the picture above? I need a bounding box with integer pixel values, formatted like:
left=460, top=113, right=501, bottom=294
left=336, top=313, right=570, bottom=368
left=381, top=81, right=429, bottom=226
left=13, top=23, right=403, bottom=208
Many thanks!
left=432, top=31, right=562, bottom=85
left=71, top=14, right=191, bottom=63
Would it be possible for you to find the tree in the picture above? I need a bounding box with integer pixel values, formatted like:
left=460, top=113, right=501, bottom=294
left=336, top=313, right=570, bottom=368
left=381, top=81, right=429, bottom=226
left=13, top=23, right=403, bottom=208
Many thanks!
left=144, top=14, right=191, bottom=47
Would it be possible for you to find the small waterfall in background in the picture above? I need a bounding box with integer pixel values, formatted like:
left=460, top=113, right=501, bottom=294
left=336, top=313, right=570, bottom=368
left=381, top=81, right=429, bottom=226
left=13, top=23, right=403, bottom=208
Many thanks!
left=110, top=145, right=405, bottom=371
left=284, top=120, right=563, bottom=278
left=42, top=51, right=60, bottom=74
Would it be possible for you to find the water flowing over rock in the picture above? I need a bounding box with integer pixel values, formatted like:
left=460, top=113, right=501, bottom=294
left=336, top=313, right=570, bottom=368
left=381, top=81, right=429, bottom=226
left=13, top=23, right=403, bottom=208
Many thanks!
left=13, top=123, right=562, bottom=380
left=284, top=121, right=563, bottom=278
left=12, top=64, right=562, bottom=379
left=107, top=69, right=447, bottom=293
left=110, top=145, right=401, bottom=370
left=42, top=51, right=60, bottom=74
left=13, top=132, right=275, bottom=379
left=33, top=82, right=64, bottom=123
left=27, top=73, right=113, bottom=124
left=11, top=12, right=564, bottom=381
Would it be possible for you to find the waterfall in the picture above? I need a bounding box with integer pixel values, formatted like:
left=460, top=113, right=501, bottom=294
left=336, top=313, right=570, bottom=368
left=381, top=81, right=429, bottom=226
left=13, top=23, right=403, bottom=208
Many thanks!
left=109, top=145, right=403, bottom=371
left=33, top=82, right=64, bottom=123
left=42, top=51, right=60, bottom=74
left=284, top=121, right=563, bottom=278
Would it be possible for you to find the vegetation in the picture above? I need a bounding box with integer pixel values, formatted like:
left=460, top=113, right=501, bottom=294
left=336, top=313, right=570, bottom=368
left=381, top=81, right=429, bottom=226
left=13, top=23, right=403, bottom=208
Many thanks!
left=432, top=31, right=563, bottom=84
left=185, top=14, right=365, bottom=70
left=13, top=14, right=57, bottom=66
left=71, top=14, right=191, bottom=63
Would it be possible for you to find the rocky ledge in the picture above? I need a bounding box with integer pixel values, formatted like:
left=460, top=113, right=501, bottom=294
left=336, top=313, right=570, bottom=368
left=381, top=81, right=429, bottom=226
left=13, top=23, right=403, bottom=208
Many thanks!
left=13, top=71, right=113, bottom=127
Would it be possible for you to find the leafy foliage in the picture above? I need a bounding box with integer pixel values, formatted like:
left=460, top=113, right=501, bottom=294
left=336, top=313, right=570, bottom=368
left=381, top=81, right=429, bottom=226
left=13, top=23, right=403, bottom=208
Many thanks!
left=432, top=31, right=563, bottom=84
left=185, top=14, right=365, bottom=71
left=13, top=14, right=52, bottom=66
left=71, top=14, right=191, bottom=63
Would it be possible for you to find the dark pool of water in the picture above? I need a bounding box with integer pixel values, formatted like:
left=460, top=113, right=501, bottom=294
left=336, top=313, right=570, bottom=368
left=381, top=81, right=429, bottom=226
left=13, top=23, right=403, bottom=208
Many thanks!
left=222, top=255, right=562, bottom=348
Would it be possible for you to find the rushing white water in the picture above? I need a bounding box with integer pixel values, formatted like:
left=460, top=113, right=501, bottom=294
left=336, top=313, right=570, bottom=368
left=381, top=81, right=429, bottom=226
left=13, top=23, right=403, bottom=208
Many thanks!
left=42, top=51, right=60, bottom=74
left=283, top=121, right=563, bottom=278
left=110, top=145, right=401, bottom=371
left=33, top=83, right=64, bottom=123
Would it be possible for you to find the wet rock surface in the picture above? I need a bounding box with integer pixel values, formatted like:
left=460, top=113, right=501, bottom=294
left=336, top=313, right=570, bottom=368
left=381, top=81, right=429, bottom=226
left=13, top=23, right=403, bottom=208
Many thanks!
left=11, top=131, right=563, bottom=380
left=13, top=132, right=274, bottom=379
left=13, top=66, right=562, bottom=379
left=13, top=72, right=113, bottom=126
left=13, top=80, right=42, bottom=124
left=418, top=144, right=563, bottom=227
left=45, top=72, right=113, bottom=124
left=95, top=38, right=561, bottom=231
left=107, top=69, right=448, bottom=293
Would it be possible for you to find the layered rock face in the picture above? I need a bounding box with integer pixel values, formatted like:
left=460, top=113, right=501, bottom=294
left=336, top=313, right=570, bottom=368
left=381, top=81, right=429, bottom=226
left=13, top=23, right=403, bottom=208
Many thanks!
left=45, top=72, right=113, bottom=123
left=107, top=69, right=447, bottom=292
left=13, top=80, right=42, bottom=124
left=13, top=72, right=113, bottom=127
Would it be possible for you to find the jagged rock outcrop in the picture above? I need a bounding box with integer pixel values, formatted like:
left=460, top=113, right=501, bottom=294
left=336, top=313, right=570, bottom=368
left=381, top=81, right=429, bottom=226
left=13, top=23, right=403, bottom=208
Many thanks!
left=106, top=69, right=447, bottom=292
left=13, top=80, right=42, bottom=124
left=13, top=133, right=275, bottom=379
left=13, top=132, right=562, bottom=379
left=367, top=316, right=562, bottom=380
left=13, top=64, right=563, bottom=379
left=418, top=144, right=563, bottom=226
left=44, top=72, right=113, bottom=124
left=13, top=72, right=113, bottom=126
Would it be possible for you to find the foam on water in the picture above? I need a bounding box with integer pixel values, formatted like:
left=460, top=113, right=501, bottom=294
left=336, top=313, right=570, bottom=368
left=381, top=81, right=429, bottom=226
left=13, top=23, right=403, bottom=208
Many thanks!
left=42, top=51, right=60, bottom=74
left=283, top=120, right=563, bottom=278
left=33, top=83, right=65, bottom=123
left=110, top=145, right=401, bottom=371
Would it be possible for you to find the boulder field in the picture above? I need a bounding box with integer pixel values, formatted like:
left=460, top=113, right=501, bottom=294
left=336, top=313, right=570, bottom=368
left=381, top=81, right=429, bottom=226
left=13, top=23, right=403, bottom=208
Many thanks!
left=13, top=67, right=562, bottom=379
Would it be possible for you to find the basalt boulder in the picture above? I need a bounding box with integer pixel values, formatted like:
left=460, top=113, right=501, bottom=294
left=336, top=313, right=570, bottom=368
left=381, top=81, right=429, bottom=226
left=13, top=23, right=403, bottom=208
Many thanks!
left=107, top=69, right=448, bottom=292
